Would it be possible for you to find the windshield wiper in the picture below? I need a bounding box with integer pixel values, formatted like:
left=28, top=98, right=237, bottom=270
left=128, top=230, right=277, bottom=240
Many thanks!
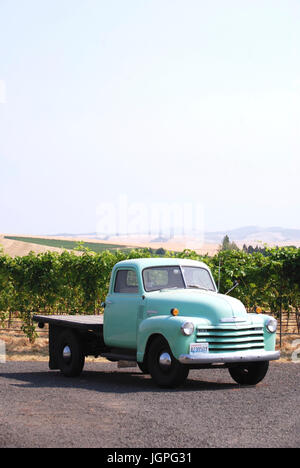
left=187, top=284, right=210, bottom=291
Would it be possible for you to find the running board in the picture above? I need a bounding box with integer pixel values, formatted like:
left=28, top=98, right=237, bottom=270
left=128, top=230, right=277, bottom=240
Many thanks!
left=100, top=353, right=137, bottom=362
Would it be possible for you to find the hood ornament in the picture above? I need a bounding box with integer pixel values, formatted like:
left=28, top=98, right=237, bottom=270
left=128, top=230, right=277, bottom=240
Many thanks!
left=220, top=317, right=247, bottom=323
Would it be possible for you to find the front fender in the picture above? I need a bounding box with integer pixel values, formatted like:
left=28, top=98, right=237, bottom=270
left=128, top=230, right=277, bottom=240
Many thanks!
left=137, top=316, right=195, bottom=363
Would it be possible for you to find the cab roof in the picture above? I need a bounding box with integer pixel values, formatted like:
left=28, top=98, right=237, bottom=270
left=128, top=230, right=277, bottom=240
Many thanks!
left=113, top=257, right=210, bottom=272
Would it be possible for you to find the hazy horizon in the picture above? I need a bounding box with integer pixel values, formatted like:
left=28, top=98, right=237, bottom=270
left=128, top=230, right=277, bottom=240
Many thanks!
left=1, top=1, right=299, bottom=235
left=2, top=224, right=300, bottom=242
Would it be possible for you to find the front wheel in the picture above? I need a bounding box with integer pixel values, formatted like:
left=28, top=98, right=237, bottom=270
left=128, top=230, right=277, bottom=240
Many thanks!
left=147, top=336, right=189, bottom=388
left=228, top=361, right=269, bottom=385
left=137, top=361, right=149, bottom=374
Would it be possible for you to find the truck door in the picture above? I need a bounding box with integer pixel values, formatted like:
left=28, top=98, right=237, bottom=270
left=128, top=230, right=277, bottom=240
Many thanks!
left=103, top=268, right=143, bottom=349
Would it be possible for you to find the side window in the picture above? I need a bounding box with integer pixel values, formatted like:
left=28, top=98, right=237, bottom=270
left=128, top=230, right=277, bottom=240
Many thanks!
left=114, top=269, right=139, bottom=294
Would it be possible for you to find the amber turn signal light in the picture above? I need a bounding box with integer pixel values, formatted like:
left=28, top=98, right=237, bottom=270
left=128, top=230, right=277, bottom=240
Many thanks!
left=171, top=308, right=179, bottom=316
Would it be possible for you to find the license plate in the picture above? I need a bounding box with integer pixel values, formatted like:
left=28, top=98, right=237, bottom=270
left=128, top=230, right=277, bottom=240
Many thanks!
left=190, top=343, right=209, bottom=354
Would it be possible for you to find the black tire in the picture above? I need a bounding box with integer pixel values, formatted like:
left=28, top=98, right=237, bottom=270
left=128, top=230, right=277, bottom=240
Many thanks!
left=147, top=336, right=189, bottom=388
left=137, top=361, right=149, bottom=374
left=57, top=330, right=85, bottom=377
left=228, top=361, right=269, bottom=385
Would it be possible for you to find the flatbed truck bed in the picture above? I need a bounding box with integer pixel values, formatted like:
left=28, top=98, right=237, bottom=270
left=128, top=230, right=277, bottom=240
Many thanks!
left=33, top=314, right=137, bottom=374
left=34, top=314, right=103, bottom=332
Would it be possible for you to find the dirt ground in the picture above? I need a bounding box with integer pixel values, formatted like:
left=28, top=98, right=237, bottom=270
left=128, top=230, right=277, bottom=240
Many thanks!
left=0, top=330, right=108, bottom=362
left=0, top=327, right=298, bottom=363
left=1, top=361, right=299, bottom=448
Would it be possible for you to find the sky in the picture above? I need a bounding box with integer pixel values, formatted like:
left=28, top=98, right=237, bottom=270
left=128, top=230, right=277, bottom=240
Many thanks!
left=0, top=0, right=299, bottom=236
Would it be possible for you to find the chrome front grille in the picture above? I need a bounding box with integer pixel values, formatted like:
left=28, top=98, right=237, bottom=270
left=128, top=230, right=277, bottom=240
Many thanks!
left=196, top=326, right=264, bottom=353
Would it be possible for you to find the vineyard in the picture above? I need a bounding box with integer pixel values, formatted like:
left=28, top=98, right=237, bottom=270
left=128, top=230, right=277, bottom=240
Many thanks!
left=0, top=245, right=299, bottom=342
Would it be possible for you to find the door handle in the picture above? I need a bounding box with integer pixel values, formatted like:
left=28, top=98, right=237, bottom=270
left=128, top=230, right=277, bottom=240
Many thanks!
left=106, top=300, right=113, bottom=305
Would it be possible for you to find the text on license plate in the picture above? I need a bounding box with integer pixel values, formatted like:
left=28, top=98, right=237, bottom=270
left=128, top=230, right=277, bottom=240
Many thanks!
left=190, top=343, right=209, bottom=354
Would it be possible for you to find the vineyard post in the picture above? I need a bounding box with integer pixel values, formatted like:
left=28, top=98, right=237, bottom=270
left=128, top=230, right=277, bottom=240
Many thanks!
left=8, top=309, right=12, bottom=329
left=279, top=269, right=283, bottom=348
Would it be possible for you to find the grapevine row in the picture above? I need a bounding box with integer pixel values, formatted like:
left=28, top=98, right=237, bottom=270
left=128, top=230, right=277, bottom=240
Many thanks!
left=0, top=246, right=299, bottom=341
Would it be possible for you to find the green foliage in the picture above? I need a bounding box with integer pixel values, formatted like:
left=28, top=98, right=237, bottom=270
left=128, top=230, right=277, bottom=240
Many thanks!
left=0, top=246, right=299, bottom=341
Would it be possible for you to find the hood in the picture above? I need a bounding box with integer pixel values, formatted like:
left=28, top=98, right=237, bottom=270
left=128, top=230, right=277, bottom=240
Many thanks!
left=146, top=289, right=248, bottom=325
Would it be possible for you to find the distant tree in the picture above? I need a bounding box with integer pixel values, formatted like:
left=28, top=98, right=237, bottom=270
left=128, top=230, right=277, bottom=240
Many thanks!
left=222, top=235, right=230, bottom=250
left=220, top=235, right=239, bottom=251
left=247, top=245, right=254, bottom=254
left=241, top=244, right=270, bottom=256
left=156, top=248, right=166, bottom=256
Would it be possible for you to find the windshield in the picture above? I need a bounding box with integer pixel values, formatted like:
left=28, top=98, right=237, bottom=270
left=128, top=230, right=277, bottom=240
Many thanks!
left=181, top=266, right=215, bottom=291
left=142, top=266, right=216, bottom=292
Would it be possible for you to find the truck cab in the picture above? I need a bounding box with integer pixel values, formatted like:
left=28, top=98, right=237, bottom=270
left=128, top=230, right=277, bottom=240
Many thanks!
left=34, top=258, right=280, bottom=388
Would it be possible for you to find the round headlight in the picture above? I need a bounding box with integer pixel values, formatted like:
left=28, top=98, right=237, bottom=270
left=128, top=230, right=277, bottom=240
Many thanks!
left=266, top=318, right=277, bottom=333
left=181, top=322, right=194, bottom=336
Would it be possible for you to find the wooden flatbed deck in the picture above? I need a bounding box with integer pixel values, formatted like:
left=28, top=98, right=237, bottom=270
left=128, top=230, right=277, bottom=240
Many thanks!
left=33, top=314, right=103, bottom=332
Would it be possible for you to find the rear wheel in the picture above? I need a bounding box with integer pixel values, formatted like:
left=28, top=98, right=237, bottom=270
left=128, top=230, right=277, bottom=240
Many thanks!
left=147, top=336, right=189, bottom=388
left=228, top=361, right=269, bottom=385
left=57, top=330, right=85, bottom=377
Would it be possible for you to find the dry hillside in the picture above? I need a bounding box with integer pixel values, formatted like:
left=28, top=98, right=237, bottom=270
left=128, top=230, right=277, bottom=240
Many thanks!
left=0, top=233, right=220, bottom=256
left=0, top=235, right=69, bottom=257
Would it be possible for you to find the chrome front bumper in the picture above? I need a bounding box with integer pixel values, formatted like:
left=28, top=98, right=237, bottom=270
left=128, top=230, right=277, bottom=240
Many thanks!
left=179, top=350, right=280, bottom=365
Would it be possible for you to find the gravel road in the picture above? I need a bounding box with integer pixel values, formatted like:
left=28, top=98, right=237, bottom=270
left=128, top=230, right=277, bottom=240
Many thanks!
left=0, top=361, right=299, bottom=448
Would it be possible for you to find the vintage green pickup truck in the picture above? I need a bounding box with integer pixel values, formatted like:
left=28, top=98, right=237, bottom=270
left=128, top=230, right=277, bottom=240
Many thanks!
left=34, top=258, right=280, bottom=388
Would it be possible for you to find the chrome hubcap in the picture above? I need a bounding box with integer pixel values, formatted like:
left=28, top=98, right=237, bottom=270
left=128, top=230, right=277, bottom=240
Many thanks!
left=159, top=352, right=172, bottom=368
left=63, top=345, right=72, bottom=362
